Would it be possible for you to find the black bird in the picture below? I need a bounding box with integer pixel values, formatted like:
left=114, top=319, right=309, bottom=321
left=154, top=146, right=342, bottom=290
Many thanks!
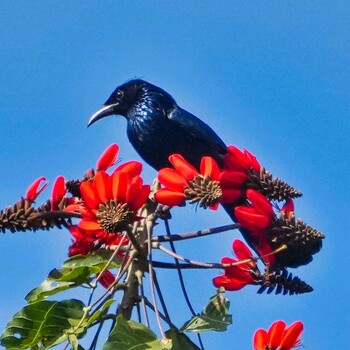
left=88, top=79, right=228, bottom=170
left=88, top=79, right=252, bottom=250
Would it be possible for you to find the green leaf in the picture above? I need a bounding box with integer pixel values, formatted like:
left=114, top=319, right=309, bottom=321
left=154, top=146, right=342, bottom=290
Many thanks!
left=0, top=299, right=86, bottom=350
left=86, top=299, right=115, bottom=327
left=26, top=250, right=121, bottom=303
left=181, top=288, right=232, bottom=333
left=165, top=329, right=201, bottom=350
left=103, top=315, right=172, bottom=350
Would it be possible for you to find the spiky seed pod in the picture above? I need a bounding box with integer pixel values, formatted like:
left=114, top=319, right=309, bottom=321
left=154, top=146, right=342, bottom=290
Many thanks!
left=96, top=200, right=135, bottom=233
left=0, top=198, right=73, bottom=233
left=29, top=199, right=72, bottom=230
left=184, top=175, right=222, bottom=209
left=257, top=269, right=313, bottom=295
left=266, top=216, right=325, bottom=268
left=66, top=179, right=82, bottom=198
left=247, top=168, right=302, bottom=201
left=0, top=198, right=33, bottom=233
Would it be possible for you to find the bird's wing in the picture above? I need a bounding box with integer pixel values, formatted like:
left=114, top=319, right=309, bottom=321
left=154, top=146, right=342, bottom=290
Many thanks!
left=167, top=107, right=227, bottom=155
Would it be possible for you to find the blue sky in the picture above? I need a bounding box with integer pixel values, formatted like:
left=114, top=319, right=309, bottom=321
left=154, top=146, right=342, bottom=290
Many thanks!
left=0, top=1, right=349, bottom=349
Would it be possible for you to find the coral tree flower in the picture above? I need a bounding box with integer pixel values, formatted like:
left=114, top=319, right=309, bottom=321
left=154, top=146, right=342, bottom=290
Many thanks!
left=235, top=189, right=276, bottom=264
left=77, top=162, right=150, bottom=234
left=25, top=176, right=48, bottom=202
left=253, top=320, right=304, bottom=350
left=213, top=240, right=257, bottom=291
left=155, top=154, right=245, bottom=209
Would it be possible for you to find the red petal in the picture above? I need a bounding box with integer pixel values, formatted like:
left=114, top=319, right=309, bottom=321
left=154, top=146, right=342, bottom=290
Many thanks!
left=115, top=161, right=142, bottom=179
left=80, top=181, right=100, bottom=209
left=200, top=157, right=220, bottom=180
left=96, top=144, right=119, bottom=171
left=246, top=189, right=275, bottom=218
left=219, top=171, right=248, bottom=187
left=158, top=168, right=188, bottom=192
left=268, top=320, right=287, bottom=349
left=51, top=176, right=66, bottom=209
left=254, top=237, right=276, bottom=265
left=93, top=171, right=112, bottom=204
left=221, top=256, right=254, bottom=283
left=97, top=270, right=116, bottom=289
left=169, top=154, right=198, bottom=181
left=232, top=240, right=254, bottom=261
left=235, top=207, right=271, bottom=231
left=224, top=145, right=250, bottom=172
left=212, top=275, right=248, bottom=291
left=221, top=188, right=242, bottom=204
left=281, top=199, right=295, bottom=214
left=253, top=329, right=268, bottom=350
left=78, top=218, right=101, bottom=231
left=25, top=176, right=48, bottom=201
left=280, top=321, right=304, bottom=350
left=127, top=183, right=150, bottom=211
left=244, top=149, right=261, bottom=172
left=111, top=171, right=128, bottom=202
left=154, top=189, right=186, bottom=206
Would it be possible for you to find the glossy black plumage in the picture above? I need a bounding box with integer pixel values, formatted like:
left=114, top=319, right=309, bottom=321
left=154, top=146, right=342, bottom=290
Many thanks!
left=88, top=79, right=228, bottom=170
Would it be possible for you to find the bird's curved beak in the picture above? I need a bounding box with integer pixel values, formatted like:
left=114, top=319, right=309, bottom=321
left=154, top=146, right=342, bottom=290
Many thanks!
left=87, top=103, right=119, bottom=127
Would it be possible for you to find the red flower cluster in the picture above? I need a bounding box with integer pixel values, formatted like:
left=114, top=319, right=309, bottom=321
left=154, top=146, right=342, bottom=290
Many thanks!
left=234, top=190, right=296, bottom=265
left=155, top=153, right=248, bottom=209
left=68, top=225, right=129, bottom=257
left=66, top=144, right=150, bottom=255
left=213, top=240, right=258, bottom=291
left=253, top=320, right=304, bottom=350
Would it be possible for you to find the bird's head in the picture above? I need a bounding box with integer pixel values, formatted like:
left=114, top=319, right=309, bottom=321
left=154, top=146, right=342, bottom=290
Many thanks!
left=87, top=79, right=147, bottom=127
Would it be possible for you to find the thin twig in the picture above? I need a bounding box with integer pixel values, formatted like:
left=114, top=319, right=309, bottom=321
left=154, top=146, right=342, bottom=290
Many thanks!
left=143, top=297, right=178, bottom=330
left=154, top=242, right=287, bottom=269
left=139, top=282, right=150, bottom=328
left=151, top=223, right=240, bottom=243
left=87, top=233, right=128, bottom=307
left=152, top=269, right=171, bottom=321
left=164, top=219, right=196, bottom=316
left=146, top=207, right=167, bottom=339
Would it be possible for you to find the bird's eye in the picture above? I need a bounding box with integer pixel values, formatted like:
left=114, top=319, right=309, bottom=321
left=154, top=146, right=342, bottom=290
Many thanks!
left=116, top=90, right=124, bottom=100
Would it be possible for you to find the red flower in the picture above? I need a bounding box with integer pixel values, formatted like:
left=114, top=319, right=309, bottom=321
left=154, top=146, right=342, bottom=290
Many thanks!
left=224, top=145, right=260, bottom=172
left=96, top=144, right=119, bottom=171
left=77, top=165, right=150, bottom=233
left=213, top=240, right=257, bottom=291
left=155, top=154, right=245, bottom=209
left=235, top=189, right=275, bottom=231
left=253, top=320, right=304, bottom=350
left=68, top=225, right=129, bottom=258
left=25, top=176, right=48, bottom=202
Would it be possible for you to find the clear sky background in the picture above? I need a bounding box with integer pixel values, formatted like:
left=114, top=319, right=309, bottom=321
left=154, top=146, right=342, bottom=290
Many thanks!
left=0, top=2, right=349, bottom=349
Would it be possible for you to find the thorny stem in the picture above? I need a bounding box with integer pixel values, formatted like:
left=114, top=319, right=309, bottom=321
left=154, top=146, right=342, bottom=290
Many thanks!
left=151, top=223, right=240, bottom=243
